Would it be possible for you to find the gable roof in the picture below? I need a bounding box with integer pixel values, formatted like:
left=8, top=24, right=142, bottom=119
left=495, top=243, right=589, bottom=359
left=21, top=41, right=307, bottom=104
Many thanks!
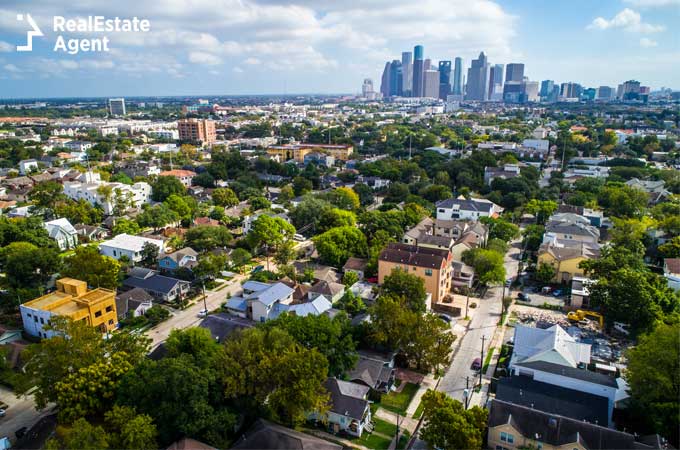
left=231, top=419, right=342, bottom=450
left=436, top=197, right=496, bottom=213
left=247, top=282, right=294, bottom=307
left=44, top=218, right=77, bottom=235
left=514, top=360, right=619, bottom=388
left=488, top=399, right=661, bottom=449
left=161, top=247, right=198, bottom=263
left=324, top=378, right=369, bottom=420
left=347, top=355, right=394, bottom=390
left=273, top=295, right=332, bottom=318
left=511, top=324, right=591, bottom=368
left=665, top=258, right=680, bottom=275
left=309, top=280, right=345, bottom=298
left=123, top=273, right=188, bottom=295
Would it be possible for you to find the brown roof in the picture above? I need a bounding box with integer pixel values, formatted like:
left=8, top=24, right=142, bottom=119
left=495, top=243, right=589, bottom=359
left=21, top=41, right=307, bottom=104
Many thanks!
left=343, top=257, right=368, bottom=272
left=160, top=169, right=197, bottom=178
left=379, top=243, right=449, bottom=269
left=665, top=258, right=680, bottom=275
left=166, top=438, right=216, bottom=450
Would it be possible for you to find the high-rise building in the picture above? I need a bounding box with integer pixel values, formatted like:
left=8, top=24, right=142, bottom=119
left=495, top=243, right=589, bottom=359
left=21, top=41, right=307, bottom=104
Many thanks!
left=505, top=63, right=525, bottom=83
left=540, top=80, right=554, bottom=99
left=108, top=98, right=126, bottom=116
left=620, top=80, right=641, bottom=101
left=438, top=60, right=452, bottom=100
left=389, top=60, right=403, bottom=96
left=402, top=52, right=413, bottom=97
left=488, top=64, right=504, bottom=101
left=178, top=118, right=216, bottom=145
left=412, top=45, right=425, bottom=97
left=560, top=82, right=583, bottom=100
left=453, top=57, right=463, bottom=96
left=424, top=70, right=440, bottom=98
left=465, top=52, right=489, bottom=101
left=362, top=79, right=375, bottom=99
left=550, top=85, right=561, bottom=103
left=424, top=59, right=432, bottom=71
left=380, top=61, right=392, bottom=98
left=596, top=86, right=614, bottom=101
left=522, top=81, right=540, bottom=102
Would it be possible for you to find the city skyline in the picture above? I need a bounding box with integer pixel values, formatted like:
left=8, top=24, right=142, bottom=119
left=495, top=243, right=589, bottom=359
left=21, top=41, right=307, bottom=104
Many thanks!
left=0, top=0, right=679, bottom=99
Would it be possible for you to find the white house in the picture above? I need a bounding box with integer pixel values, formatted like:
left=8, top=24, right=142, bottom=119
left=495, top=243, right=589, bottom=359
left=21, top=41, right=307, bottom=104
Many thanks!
left=63, top=171, right=152, bottom=215
left=435, top=196, right=503, bottom=221
left=19, top=159, right=39, bottom=175
left=310, top=378, right=372, bottom=437
left=509, top=324, right=591, bottom=370
left=224, top=281, right=295, bottom=322
left=44, top=218, right=79, bottom=250
left=99, top=233, right=164, bottom=262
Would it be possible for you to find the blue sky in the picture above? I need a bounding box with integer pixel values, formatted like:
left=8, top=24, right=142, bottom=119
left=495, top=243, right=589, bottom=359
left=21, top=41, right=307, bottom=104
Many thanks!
left=0, top=0, right=678, bottom=98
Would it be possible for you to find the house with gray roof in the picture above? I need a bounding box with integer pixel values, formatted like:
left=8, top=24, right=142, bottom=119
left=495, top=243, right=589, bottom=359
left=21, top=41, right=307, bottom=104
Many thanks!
left=435, top=196, right=503, bottom=220
left=44, top=218, right=78, bottom=250
left=122, top=268, right=190, bottom=303
left=309, top=378, right=372, bottom=438
left=232, top=419, right=341, bottom=450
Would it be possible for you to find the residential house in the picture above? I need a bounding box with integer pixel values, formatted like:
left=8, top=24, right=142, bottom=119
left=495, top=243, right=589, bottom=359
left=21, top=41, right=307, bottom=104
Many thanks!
left=158, top=247, right=198, bottom=273
left=303, top=152, right=335, bottom=167
left=20, top=278, right=117, bottom=338
left=99, top=233, right=164, bottom=262
left=626, top=178, right=671, bottom=204
left=347, top=350, right=396, bottom=393
left=74, top=224, right=108, bottom=242
left=556, top=204, right=604, bottom=227
left=199, top=313, right=253, bottom=343
left=225, top=281, right=295, bottom=322
left=343, top=257, right=368, bottom=280
left=119, top=160, right=161, bottom=179
left=115, top=287, right=154, bottom=319
left=435, top=196, right=503, bottom=221
left=167, top=438, right=217, bottom=450
left=544, top=218, right=600, bottom=245
left=663, top=258, right=680, bottom=291
left=267, top=143, right=353, bottom=163
left=19, top=159, right=39, bottom=175
left=488, top=399, right=663, bottom=450
left=43, top=218, right=78, bottom=250
left=122, top=268, right=190, bottom=303
left=63, top=171, right=152, bottom=215
left=537, top=241, right=600, bottom=283
left=509, top=324, right=591, bottom=371
left=569, top=276, right=594, bottom=309
left=451, top=261, right=474, bottom=288
left=159, top=169, right=197, bottom=188
left=309, top=280, right=345, bottom=304
left=378, top=243, right=452, bottom=303
left=484, top=164, right=521, bottom=185
left=310, top=378, right=372, bottom=438
left=356, top=175, right=391, bottom=190
left=231, top=419, right=341, bottom=450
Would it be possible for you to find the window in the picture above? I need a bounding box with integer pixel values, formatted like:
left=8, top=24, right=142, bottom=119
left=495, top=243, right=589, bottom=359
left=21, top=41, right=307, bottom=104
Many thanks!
left=108, top=319, right=114, bottom=325
left=95, top=310, right=102, bottom=318
left=500, top=432, right=514, bottom=444
left=412, top=266, right=416, bottom=271
left=260, top=317, right=265, bottom=323
left=40, top=318, right=44, bottom=324
left=106, top=305, right=113, bottom=313
left=425, top=269, right=433, bottom=276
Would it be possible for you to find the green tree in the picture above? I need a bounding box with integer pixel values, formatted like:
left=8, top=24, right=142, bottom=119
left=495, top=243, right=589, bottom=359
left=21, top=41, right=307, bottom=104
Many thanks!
left=290, top=196, right=331, bottom=229
left=165, top=327, right=221, bottom=367
left=405, top=313, right=456, bottom=373
left=28, top=181, right=65, bottom=218
left=274, top=240, right=297, bottom=266
left=62, top=245, right=121, bottom=289
left=140, top=241, right=159, bottom=268
left=659, top=236, right=680, bottom=259
left=193, top=252, right=228, bottom=280
left=58, top=418, right=110, bottom=450
left=352, top=182, right=374, bottom=206
left=249, top=215, right=295, bottom=267
left=535, top=261, right=557, bottom=284
left=112, top=218, right=140, bottom=236
left=219, top=327, right=329, bottom=426
left=278, top=185, right=295, bottom=204
left=104, top=405, right=158, bottom=450
left=229, top=248, right=252, bottom=272
left=419, top=390, right=487, bottom=450
left=325, top=187, right=360, bottom=211
left=318, top=207, right=356, bottom=233
left=136, top=204, right=179, bottom=231
left=524, top=199, right=558, bottom=224
left=151, top=175, right=186, bottom=201
left=342, top=271, right=359, bottom=287
left=598, top=184, right=648, bottom=218
left=266, top=313, right=358, bottom=376
left=249, top=196, right=271, bottom=211
left=381, top=268, right=427, bottom=313
left=185, top=225, right=232, bottom=251
left=462, top=248, right=506, bottom=286
left=54, top=199, right=104, bottom=226
left=480, top=217, right=520, bottom=242
left=0, top=241, right=61, bottom=290
left=212, top=187, right=239, bottom=207
left=313, top=226, right=368, bottom=267
left=337, top=290, right=366, bottom=316
left=625, top=323, right=680, bottom=446
left=164, top=194, right=196, bottom=222
left=292, top=176, right=313, bottom=196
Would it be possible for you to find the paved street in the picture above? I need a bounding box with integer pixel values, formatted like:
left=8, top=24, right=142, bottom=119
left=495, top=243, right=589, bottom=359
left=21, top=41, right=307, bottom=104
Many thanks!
left=0, top=387, right=53, bottom=444
left=147, top=273, right=247, bottom=349
left=437, top=241, right=521, bottom=404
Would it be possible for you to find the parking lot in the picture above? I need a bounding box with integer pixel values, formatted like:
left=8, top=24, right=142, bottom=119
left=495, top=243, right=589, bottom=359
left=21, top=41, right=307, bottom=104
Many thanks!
left=513, top=287, right=566, bottom=308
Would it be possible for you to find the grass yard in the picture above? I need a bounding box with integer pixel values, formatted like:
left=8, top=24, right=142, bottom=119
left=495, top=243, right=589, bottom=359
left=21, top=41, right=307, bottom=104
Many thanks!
left=482, top=346, right=496, bottom=374
left=355, top=432, right=392, bottom=449
left=412, top=399, right=425, bottom=418
left=379, top=382, right=419, bottom=415
left=372, top=417, right=397, bottom=437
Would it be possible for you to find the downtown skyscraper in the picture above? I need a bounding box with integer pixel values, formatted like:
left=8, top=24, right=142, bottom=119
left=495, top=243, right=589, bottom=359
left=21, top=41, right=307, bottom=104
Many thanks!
left=401, top=51, right=413, bottom=97
left=453, top=57, right=463, bottom=96
left=503, top=63, right=525, bottom=102
left=488, top=64, right=504, bottom=101
left=465, top=52, right=489, bottom=101
left=438, top=60, right=452, bottom=100
left=412, top=45, right=425, bottom=98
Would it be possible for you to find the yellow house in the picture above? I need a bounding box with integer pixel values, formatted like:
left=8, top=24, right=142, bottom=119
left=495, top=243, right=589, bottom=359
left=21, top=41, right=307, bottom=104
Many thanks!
left=20, top=278, right=118, bottom=338
left=537, top=242, right=600, bottom=284
left=488, top=399, right=661, bottom=450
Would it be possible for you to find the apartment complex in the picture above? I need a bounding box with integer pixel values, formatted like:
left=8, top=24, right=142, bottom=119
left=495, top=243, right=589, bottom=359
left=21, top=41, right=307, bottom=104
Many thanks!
left=267, top=143, right=354, bottom=163
left=20, top=278, right=118, bottom=338
left=378, top=243, right=452, bottom=303
left=63, top=171, right=151, bottom=215
left=178, top=118, right=216, bottom=145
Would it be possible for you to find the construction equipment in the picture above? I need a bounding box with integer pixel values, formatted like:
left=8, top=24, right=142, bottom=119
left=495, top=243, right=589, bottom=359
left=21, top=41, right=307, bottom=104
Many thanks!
left=567, top=309, right=604, bottom=328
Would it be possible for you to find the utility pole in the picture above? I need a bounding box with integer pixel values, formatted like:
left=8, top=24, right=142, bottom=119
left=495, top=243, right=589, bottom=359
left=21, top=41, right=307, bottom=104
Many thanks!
left=480, top=335, right=486, bottom=386
left=464, top=376, right=470, bottom=409
left=201, top=278, right=208, bottom=314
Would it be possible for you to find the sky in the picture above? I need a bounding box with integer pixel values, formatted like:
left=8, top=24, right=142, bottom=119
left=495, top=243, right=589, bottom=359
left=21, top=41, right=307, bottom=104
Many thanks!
left=0, top=0, right=678, bottom=98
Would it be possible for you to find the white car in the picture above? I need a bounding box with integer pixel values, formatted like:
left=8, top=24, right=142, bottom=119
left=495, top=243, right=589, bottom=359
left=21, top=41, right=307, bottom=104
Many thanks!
left=197, top=309, right=209, bottom=318
left=293, top=234, right=305, bottom=242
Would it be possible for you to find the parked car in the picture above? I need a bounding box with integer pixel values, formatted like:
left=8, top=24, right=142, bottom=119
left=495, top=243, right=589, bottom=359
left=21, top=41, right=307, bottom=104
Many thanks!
left=0, top=409, right=5, bottom=418
left=251, top=265, right=265, bottom=274
left=552, top=289, right=563, bottom=297
left=471, top=357, right=482, bottom=371
left=197, top=309, right=209, bottom=318
left=505, top=279, right=513, bottom=287
left=438, top=314, right=453, bottom=323
left=293, top=234, right=305, bottom=242
left=517, top=292, right=527, bottom=300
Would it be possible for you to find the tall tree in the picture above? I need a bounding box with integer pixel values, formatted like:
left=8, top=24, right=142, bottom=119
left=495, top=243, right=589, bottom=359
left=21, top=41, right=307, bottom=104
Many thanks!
left=62, top=245, right=121, bottom=289
left=380, top=268, right=427, bottom=313
left=151, top=176, right=186, bottom=201
left=313, top=226, right=368, bottom=267
left=419, top=390, right=487, bottom=450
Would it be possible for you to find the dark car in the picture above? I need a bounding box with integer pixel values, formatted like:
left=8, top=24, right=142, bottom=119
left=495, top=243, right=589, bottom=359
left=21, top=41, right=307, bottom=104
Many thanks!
left=250, top=265, right=265, bottom=274
left=471, top=357, right=482, bottom=371
left=438, top=314, right=452, bottom=323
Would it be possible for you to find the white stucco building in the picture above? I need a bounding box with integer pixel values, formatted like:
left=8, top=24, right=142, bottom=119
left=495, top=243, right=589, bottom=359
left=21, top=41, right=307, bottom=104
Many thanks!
left=63, top=171, right=152, bottom=215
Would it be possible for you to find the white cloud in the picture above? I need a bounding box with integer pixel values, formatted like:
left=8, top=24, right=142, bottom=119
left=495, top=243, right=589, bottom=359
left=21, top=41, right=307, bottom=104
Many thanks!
left=624, top=0, right=680, bottom=7
left=588, top=8, right=665, bottom=33
left=0, top=41, right=12, bottom=52
left=188, top=51, right=222, bottom=65
left=232, top=66, right=244, bottom=73
left=640, top=37, right=659, bottom=47
left=3, top=63, right=20, bottom=72
left=244, top=57, right=261, bottom=65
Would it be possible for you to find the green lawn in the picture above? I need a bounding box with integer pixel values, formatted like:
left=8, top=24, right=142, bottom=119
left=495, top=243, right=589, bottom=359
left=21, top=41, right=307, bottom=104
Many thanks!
left=356, top=433, right=392, bottom=449
left=379, top=382, right=419, bottom=415
left=412, top=399, right=425, bottom=418
left=372, top=417, right=397, bottom=437
left=482, top=346, right=496, bottom=373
